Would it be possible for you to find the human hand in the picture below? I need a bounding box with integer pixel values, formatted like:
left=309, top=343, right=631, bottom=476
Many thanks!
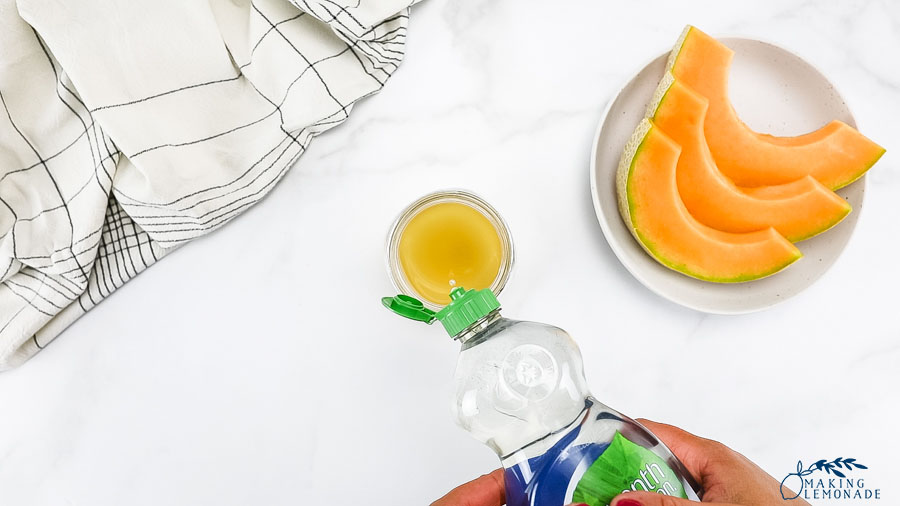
left=611, top=419, right=810, bottom=506
left=432, top=418, right=803, bottom=506
left=430, top=468, right=586, bottom=506
left=431, top=469, right=505, bottom=506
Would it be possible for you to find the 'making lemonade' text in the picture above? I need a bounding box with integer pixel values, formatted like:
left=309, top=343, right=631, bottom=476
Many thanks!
left=802, top=478, right=880, bottom=500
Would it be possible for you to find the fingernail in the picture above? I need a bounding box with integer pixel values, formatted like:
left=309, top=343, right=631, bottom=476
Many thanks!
left=615, top=499, right=642, bottom=506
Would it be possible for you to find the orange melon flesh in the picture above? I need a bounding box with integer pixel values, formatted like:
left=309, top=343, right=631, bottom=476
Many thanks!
left=616, top=119, right=802, bottom=282
left=667, top=25, right=885, bottom=190
left=741, top=176, right=827, bottom=199
left=647, top=74, right=851, bottom=242
left=756, top=121, right=843, bottom=146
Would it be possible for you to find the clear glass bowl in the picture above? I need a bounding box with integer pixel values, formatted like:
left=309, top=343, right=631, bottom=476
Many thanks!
left=386, top=189, right=515, bottom=310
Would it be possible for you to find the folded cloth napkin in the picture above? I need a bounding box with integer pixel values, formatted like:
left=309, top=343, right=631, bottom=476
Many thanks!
left=0, top=0, right=416, bottom=370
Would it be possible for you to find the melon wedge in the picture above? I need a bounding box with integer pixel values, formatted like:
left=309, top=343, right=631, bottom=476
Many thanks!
left=667, top=25, right=885, bottom=189
left=616, top=119, right=802, bottom=282
left=647, top=73, right=851, bottom=242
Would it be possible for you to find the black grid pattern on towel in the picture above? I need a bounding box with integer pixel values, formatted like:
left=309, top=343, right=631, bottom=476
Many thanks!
left=0, top=0, right=411, bottom=369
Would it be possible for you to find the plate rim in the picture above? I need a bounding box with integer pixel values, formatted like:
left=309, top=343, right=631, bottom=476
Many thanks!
left=588, top=35, right=868, bottom=315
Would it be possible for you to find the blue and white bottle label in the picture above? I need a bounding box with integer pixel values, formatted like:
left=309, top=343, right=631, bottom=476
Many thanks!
left=505, top=431, right=688, bottom=506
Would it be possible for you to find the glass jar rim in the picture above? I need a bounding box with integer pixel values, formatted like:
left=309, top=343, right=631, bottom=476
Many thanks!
left=385, top=189, right=515, bottom=310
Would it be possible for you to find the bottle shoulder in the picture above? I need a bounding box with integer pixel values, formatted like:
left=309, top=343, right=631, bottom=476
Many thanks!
left=461, top=317, right=571, bottom=350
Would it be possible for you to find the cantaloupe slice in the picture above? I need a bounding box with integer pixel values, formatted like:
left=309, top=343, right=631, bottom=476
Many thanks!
left=617, top=119, right=802, bottom=282
left=647, top=73, right=851, bottom=242
left=667, top=25, right=885, bottom=189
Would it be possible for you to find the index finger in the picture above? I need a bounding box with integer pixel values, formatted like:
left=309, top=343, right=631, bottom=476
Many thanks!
left=431, top=468, right=506, bottom=506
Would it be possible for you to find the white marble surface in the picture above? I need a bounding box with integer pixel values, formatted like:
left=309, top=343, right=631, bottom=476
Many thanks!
left=1, top=1, right=899, bottom=504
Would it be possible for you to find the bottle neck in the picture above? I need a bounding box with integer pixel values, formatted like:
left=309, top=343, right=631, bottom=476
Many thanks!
left=454, top=309, right=502, bottom=344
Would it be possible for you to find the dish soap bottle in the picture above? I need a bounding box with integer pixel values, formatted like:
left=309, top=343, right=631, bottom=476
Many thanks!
left=382, top=287, right=702, bottom=506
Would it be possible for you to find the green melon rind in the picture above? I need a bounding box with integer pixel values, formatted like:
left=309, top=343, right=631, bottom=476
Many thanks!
left=640, top=236, right=800, bottom=283
left=645, top=70, right=677, bottom=120
left=616, top=119, right=802, bottom=283
left=615, top=118, right=653, bottom=233
left=664, top=25, right=694, bottom=75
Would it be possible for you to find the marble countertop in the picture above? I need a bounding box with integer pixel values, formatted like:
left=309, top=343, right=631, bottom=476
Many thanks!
left=1, top=1, right=898, bottom=504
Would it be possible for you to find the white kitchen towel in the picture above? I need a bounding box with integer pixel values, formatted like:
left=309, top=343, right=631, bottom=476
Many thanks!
left=0, top=0, right=415, bottom=370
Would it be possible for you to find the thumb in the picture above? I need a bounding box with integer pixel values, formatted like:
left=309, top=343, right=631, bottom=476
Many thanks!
left=611, top=491, right=738, bottom=506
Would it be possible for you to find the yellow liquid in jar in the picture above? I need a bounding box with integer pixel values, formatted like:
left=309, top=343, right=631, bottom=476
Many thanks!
left=398, top=202, right=503, bottom=306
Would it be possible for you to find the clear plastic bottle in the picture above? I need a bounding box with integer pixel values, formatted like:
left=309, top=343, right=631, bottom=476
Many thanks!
left=383, top=287, right=702, bottom=506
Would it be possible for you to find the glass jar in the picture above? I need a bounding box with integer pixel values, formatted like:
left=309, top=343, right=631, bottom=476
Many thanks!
left=386, top=189, right=514, bottom=309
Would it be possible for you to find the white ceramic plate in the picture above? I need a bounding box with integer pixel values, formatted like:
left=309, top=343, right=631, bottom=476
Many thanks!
left=590, top=37, right=866, bottom=314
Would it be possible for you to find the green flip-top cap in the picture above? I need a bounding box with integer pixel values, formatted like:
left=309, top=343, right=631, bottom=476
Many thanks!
left=382, top=286, right=501, bottom=337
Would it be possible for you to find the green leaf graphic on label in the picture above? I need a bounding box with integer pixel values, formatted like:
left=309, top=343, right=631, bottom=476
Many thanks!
left=572, top=432, right=687, bottom=506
